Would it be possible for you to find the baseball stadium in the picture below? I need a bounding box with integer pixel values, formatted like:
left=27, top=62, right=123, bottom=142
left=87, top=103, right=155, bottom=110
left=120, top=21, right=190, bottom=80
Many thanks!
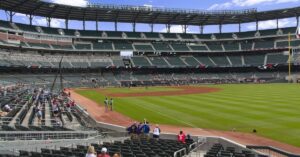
left=0, top=0, right=300, bottom=157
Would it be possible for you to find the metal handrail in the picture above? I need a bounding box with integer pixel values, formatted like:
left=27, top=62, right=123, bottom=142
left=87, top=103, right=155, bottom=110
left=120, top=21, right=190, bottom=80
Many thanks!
left=174, top=147, right=186, bottom=157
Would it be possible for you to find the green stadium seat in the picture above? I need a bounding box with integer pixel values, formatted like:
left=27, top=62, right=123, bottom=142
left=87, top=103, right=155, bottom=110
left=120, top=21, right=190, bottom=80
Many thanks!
left=196, top=34, right=212, bottom=40
left=215, top=33, right=234, bottom=39
left=63, top=29, right=76, bottom=36
left=134, top=44, right=154, bottom=51
left=131, top=57, right=151, bottom=67
left=152, top=43, right=172, bottom=51
left=244, top=54, right=265, bottom=66
left=114, top=43, right=133, bottom=50
left=16, top=23, right=38, bottom=32
left=106, top=31, right=123, bottom=38
left=227, top=55, right=243, bottom=66
left=189, top=45, right=208, bottom=51
left=41, top=26, right=59, bottom=35
left=181, top=56, right=200, bottom=66
left=266, top=53, right=289, bottom=64
left=237, top=31, right=255, bottom=38
left=71, top=62, right=89, bottom=68
left=28, top=43, right=50, bottom=49
left=255, top=41, right=274, bottom=49
left=79, top=30, right=102, bottom=37
left=148, top=57, right=169, bottom=67
left=209, top=56, right=230, bottom=66
left=52, top=44, right=73, bottom=50
left=241, top=42, right=253, bottom=50
left=74, top=44, right=91, bottom=50
left=93, top=42, right=113, bottom=50
left=170, top=44, right=190, bottom=51
left=282, top=27, right=297, bottom=34
left=195, top=56, right=215, bottom=66
left=206, top=43, right=223, bottom=51
left=0, top=20, right=13, bottom=29
left=143, top=32, right=161, bottom=39
left=161, top=33, right=178, bottom=39
left=165, top=57, right=186, bottom=67
left=112, top=58, right=125, bottom=67
left=259, top=29, right=278, bottom=36
left=223, top=43, right=240, bottom=51
left=125, top=32, right=142, bottom=38
left=179, top=33, right=195, bottom=40
left=277, top=40, right=300, bottom=48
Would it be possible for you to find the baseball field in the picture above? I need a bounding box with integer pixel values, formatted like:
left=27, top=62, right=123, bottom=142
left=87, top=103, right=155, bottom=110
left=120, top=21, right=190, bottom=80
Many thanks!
left=75, top=84, right=300, bottom=147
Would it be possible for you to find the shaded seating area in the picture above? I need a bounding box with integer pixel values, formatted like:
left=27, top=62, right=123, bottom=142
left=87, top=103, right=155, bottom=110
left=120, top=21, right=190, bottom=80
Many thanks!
left=204, top=144, right=256, bottom=157
left=244, top=54, right=265, bottom=66
left=131, top=57, right=152, bottom=67
left=266, top=53, right=289, bottom=64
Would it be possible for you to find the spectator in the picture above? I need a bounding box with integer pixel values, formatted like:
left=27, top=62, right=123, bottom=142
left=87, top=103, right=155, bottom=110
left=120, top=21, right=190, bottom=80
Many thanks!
left=3, top=104, right=12, bottom=112
left=112, top=153, right=121, bottom=157
left=86, top=146, right=96, bottom=157
left=177, top=131, right=186, bottom=143
left=142, top=122, right=150, bottom=139
left=137, top=122, right=144, bottom=136
left=109, top=98, right=113, bottom=111
left=36, top=110, right=43, bottom=125
left=98, top=147, right=110, bottom=157
left=104, top=97, right=108, bottom=112
left=127, top=122, right=138, bottom=139
left=153, top=124, right=161, bottom=139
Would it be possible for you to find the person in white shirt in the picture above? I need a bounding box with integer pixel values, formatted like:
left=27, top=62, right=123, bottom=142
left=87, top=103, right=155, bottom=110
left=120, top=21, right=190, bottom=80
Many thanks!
left=85, top=145, right=96, bottom=157
left=153, top=124, right=161, bottom=139
left=3, top=104, right=12, bottom=112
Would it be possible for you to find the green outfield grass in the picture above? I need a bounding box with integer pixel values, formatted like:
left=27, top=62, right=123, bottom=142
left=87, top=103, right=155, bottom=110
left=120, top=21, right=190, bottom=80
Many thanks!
left=75, top=84, right=300, bottom=147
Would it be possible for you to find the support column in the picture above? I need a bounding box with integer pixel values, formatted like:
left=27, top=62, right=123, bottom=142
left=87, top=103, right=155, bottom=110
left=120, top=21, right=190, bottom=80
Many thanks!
left=114, top=21, right=118, bottom=31
left=9, top=11, right=13, bottom=22
left=83, top=20, right=85, bottom=30
left=219, top=24, right=222, bottom=33
left=166, top=24, right=171, bottom=33
left=238, top=22, right=241, bottom=32
left=200, top=25, right=204, bottom=34
left=65, top=19, right=69, bottom=29
left=150, top=23, right=154, bottom=32
left=276, top=19, right=279, bottom=29
left=296, top=16, right=299, bottom=28
left=256, top=20, right=259, bottom=31
left=29, top=14, right=33, bottom=26
left=182, top=25, right=187, bottom=33
left=96, top=21, right=99, bottom=31
left=133, top=22, right=136, bottom=32
left=47, top=17, right=51, bottom=27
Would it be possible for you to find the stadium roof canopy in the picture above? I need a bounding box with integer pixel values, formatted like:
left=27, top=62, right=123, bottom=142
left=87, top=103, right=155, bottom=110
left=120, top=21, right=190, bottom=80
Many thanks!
left=1, top=0, right=300, bottom=26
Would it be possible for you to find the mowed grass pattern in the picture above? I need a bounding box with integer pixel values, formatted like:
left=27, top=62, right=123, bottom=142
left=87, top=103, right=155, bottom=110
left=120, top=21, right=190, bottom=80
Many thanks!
left=76, top=84, right=300, bottom=147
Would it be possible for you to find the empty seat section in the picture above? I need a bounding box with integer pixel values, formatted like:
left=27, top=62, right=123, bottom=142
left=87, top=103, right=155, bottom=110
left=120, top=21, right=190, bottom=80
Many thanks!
left=28, top=43, right=50, bottom=49
left=241, top=42, right=253, bottom=50
left=189, top=45, right=208, bottom=51
left=131, top=57, right=151, bottom=66
left=152, top=43, right=172, bottom=51
left=170, top=44, right=190, bottom=51
left=143, top=32, right=160, bottom=38
left=41, top=27, right=59, bottom=35
left=134, top=44, right=154, bottom=51
left=63, top=29, right=76, bottom=36
left=93, top=43, right=113, bottom=50
left=237, top=31, right=255, bottom=38
left=223, top=43, right=239, bottom=51
left=112, top=58, right=125, bottom=67
left=106, top=31, right=123, bottom=38
left=79, top=30, right=102, bottom=37
left=196, top=34, right=212, bottom=40
left=16, top=23, right=38, bottom=32
left=161, top=33, right=178, bottom=39
left=52, top=44, right=73, bottom=50
left=181, top=56, right=199, bottom=66
left=0, top=20, right=13, bottom=29
left=255, top=41, right=274, bottom=49
left=90, top=61, right=112, bottom=68
left=148, top=57, right=169, bottom=67
left=206, top=43, right=223, bottom=51
left=267, top=53, right=289, bottom=64
left=125, top=32, right=141, bottom=38
left=259, top=29, right=277, bottom=36
left=0, top=59, right=11, bottom=67
left=209, top=56, right=230, bottom=66
left=165, top=57, right=186, bottom=67
left=277, top=40, right=300, bottom=48
left=114, top=43, right=133, bottom=50
left=282, top=27, right=297, bottom=34
left=215, top=33, right=234, bottom=39
left=72, top=62, right=89, bottom=68
left=195, top=56, right=215, bottom=66
left=74, top=44, right=91, bottom=50
left=244, top=55, right=265, bottom=65
left=180, top=33, right=195, bottom=39
left=228, top=55, right=243, bottom=66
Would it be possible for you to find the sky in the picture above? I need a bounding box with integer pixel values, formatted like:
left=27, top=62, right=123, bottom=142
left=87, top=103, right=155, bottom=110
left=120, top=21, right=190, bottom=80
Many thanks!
left=0, top=0, right=299, bottom=33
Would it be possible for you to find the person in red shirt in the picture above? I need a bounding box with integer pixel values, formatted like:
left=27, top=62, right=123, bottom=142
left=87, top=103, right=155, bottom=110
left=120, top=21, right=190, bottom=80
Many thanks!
left=97, top=147, right=110, bottom=157
left=178, top=131, right=186, bottom=143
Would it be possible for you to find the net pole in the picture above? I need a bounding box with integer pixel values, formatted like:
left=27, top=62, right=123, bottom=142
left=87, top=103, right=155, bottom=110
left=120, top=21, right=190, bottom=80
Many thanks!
left=288, top=32, right=291, bottom=82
